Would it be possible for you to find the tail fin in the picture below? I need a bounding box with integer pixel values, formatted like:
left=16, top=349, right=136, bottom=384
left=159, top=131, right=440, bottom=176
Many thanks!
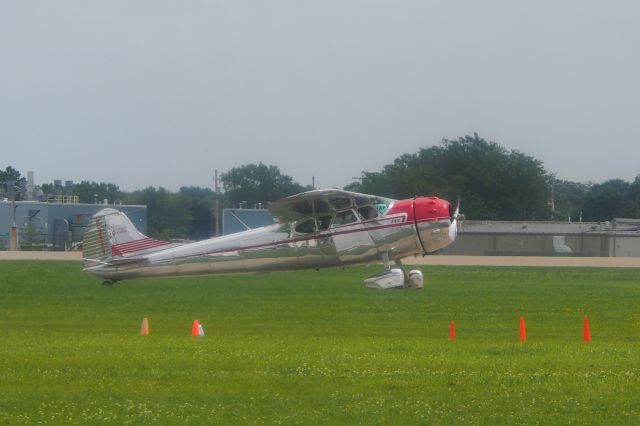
left=83, top=208, right=170, bottom=268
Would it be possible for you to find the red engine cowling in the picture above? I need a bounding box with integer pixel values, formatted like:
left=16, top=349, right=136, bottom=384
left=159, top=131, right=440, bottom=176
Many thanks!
left=385, top=196, right=454, bottom=255
left=386, top=196, right=452, bottom=223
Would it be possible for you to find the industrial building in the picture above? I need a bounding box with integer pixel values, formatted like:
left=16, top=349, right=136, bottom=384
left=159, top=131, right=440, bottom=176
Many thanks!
left=1, top=172, right=147, bottom=251
left=222, top=208, right=274, bottom=235
left=0, top=200, right=147, bottom=251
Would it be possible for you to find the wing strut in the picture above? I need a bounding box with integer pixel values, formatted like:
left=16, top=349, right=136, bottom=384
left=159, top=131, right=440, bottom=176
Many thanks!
left=381, top=252, right=391, bottom=271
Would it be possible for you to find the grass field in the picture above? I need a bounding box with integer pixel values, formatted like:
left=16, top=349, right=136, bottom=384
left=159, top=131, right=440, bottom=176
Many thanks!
left=1, top=261, right=640, bottom=424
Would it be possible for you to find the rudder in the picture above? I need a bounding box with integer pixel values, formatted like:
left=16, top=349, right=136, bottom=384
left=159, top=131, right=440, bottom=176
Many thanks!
left=83, top=208, right=169, bottom=268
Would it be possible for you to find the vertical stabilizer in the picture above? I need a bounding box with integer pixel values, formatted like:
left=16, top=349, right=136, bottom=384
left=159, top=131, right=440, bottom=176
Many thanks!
left=83, top=208, right=169, bottom=268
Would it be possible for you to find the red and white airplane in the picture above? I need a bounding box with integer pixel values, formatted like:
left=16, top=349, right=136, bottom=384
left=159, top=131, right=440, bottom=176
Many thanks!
left=83, top=189, right=460, bottom=289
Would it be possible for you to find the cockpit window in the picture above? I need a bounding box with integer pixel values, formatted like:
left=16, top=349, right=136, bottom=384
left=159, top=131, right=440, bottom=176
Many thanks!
left=354, top=196, right=371, bottom=207
left=332, top=209, right=358, bottom=226
left=317, top=215, right=332, bottom=230
left=292, top=201, right=313, bottom=215
left=294, top=218, right=316, bottom=234
left=357, top=206, right=378, bottom=220
left=329, top=197, right=352, bottom=210
left=313, top=200, right=330, bottom=214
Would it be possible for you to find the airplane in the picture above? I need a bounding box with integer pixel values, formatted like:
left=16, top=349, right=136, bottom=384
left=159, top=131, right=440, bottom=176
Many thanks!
left=82, top=189, right=460, bottom=289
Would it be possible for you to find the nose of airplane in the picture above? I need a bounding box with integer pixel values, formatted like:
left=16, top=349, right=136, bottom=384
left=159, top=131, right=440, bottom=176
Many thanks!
left=414, top=196, right=457, bottom=251
left=412, top=196, right=453, bottom=223
left=385, top=196, right=457, bottom=254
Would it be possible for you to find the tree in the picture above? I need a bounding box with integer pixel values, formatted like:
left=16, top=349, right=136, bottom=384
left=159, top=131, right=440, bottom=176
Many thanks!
left=123, top=187, right=191, bottom=240
left=0, top=165, right=23, bottom=183
left=120, top=186, right=224, bottom=241
left=178, top=186, right=218, bottom=240
left=221, top=163, right=309, bottom=207
left=631, top=176, right=640, bottom=216
left=74, top=181, right=123, bottom=204
left=347, top=134, right=552, bottom=220
left=21, top=222, right=44, bottom=250
left=550, top=179, right=590, bottom=221
left=582, top=179, right=637, bottom=221
left=0, top=166, right=26, bottom=196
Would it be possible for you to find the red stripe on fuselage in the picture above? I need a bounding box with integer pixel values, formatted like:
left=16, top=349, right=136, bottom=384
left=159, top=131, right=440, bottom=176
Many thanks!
left=111, top=237, right=170, bottom=257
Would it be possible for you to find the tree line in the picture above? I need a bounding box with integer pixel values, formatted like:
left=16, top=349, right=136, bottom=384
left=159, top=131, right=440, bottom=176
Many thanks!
left=345, top=134, right=640, bottom=223
left=3, top=134, right=639, bottom=239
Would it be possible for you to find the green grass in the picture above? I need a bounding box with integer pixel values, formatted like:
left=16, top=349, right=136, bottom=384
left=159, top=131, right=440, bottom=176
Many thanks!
left=1, top=261, right=640, bottom=424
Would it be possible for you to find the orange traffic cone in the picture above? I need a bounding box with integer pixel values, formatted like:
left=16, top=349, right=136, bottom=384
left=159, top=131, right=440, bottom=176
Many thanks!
left=583, top=315, right=591, bottom=342
left=191, top=320, right=200, bottom=337
left=140, top=317, right=150, bottom=336
left=519, top=317, right=527, bottom=342
left=448, top=321, right=456, bottom=340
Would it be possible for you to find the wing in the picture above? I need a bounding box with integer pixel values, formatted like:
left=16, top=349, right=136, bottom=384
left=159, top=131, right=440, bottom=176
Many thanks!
left=269, top=189, right=394, bottom=222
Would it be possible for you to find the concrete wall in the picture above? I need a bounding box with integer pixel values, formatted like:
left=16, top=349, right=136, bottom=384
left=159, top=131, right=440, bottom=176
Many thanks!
left=442, top=233, right=616, bottom=257
left=610, top=236, right=640, bottom=257
left=565, top=235, right=609, bottom=257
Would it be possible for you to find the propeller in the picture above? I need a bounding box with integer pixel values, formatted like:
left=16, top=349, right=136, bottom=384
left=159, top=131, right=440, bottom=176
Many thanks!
left=448, top=198, right=461, bottom=242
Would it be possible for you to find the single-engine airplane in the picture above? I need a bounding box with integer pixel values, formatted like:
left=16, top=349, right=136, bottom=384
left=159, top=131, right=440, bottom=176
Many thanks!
left=83, top=189, right=460, bottom=289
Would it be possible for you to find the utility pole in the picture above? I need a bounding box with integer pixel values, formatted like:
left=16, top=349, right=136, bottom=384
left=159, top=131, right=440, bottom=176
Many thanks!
left=7, top=180, right=18, bottom=251
left=214, top=170, right=220, bottom=237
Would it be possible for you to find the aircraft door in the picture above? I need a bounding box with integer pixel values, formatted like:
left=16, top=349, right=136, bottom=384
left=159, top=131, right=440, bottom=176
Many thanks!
left=330, top=209, right=376, bottom=263
left=293, top=217, right=328, bottom=268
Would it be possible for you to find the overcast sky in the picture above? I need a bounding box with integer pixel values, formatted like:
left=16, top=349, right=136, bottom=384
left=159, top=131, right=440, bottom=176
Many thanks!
left=2, top=1, right=639, bottom=191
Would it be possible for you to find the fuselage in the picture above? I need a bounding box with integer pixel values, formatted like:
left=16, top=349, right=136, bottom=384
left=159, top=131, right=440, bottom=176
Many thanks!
left=83, top=192, right=455, bottom=282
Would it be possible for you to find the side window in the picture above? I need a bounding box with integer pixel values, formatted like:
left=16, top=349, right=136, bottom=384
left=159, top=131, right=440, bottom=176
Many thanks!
left=292, top=201, right=313, bottom=215
left=294, top=218, right=316, bottom=234
left=313, top=200, right=330, bottom=214
left=357, top=206, right=378, bottom=220
left=317, top=215, right=332, bottom=231
left=332, top=209, right=358, bottom=227
left=329, top=197, right=352, bottom=210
